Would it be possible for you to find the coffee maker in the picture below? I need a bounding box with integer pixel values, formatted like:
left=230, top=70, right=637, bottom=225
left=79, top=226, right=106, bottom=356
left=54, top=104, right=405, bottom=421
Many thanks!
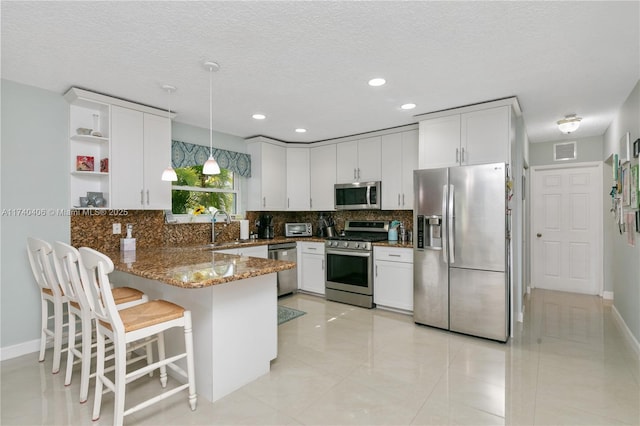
left=256, top=214, right=274, bottom=239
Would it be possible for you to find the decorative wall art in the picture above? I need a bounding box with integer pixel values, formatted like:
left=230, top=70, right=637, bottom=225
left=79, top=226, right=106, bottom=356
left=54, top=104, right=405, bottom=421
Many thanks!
left=631, top=165, right=639, bottom=209
left=76, top=155, right=94, bottom=172
left=621, top=163, right=630, bottom=206
left=633, top=138, right=639, bottom=158
left=619, top=132, right=631, bottom=163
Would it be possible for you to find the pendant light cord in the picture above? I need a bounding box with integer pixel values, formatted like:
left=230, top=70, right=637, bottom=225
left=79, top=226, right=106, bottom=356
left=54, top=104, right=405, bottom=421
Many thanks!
left=209, top=65, right=213, bottom=157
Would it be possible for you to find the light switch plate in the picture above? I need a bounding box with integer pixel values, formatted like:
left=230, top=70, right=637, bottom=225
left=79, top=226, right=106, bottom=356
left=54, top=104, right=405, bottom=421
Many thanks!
left=113, top=223, right=121, bottom=234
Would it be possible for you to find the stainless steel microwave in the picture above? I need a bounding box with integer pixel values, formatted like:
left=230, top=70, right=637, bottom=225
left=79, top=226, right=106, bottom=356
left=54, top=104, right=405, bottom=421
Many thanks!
left=334, top=181, right=381, bottom=210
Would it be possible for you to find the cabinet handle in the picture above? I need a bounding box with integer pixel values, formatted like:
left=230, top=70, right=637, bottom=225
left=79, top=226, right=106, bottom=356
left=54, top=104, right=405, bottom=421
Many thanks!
left=140, top=190, right=144, bottom=206
left=357, top=168, right=361, bottom=180
left=402, top=194, right=405, bottom=206
left=375, top=264, right=378, bottom=276
left=321, top=259, right=325, bottom=270
left=288, top=198, right=290, bottom=208
left=353, top=168, right=357, bottom=179
left=398, top=194, right=401, bottom=206
left=388, top=254, right=401, bottom=257
left=146, top=190, right=150, bottom=205
left=461, top=147, right=465, bottom=163
left=456, top=148, right=460, bottom=164
left=308, top=247, right=317, bottom=250
left=263, top=197, right=266, bottom=208
left=310, top=198, right=313, bottom=209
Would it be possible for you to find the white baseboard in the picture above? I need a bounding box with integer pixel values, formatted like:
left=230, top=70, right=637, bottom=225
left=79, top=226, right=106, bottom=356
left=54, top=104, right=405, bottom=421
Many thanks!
left=0, top=339, right=40, bottom=361
left=526, top=285, right=531, bottom=295
left=611, top=305, right=640, bottom=358
left=602, top=291, right=614, bottom=300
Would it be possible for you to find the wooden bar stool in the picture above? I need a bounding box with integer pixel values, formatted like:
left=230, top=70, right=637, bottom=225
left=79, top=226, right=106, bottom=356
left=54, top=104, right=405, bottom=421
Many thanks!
left=52, top=241, right=152, bottom=404
left=27, top=237, right=68, bottom=374
left=78, top=247, right=197, bottom=425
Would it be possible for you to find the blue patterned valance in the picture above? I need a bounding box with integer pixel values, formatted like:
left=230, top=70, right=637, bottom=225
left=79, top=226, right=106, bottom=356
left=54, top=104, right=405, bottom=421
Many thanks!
left=171, top=140, right=251, bottom=177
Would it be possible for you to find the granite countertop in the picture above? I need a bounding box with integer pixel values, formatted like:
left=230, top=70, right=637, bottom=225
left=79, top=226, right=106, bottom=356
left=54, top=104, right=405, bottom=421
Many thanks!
left=372, top=241, right=414, bottom=248
left=106, top=246, right=296, bottom=289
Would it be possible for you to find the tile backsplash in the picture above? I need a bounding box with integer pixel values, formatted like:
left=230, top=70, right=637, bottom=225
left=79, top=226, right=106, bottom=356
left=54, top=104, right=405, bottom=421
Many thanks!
left=71, top=209, right=413, bottom=251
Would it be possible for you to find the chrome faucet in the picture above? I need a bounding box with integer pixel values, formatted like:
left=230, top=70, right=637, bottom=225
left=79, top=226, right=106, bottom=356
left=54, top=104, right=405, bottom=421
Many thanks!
left=211, top=210, right=231, bottom=243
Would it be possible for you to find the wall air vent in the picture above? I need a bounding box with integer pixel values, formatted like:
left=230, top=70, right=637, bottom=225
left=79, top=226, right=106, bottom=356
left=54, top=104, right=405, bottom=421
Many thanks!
left=554, top=141, right=576, bottom=161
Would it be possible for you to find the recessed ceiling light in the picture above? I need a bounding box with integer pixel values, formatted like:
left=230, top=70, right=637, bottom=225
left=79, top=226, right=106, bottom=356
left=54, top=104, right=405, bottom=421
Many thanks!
left=368, top=78, right=386, bottom=87
left=295, top=128, right=307, bottom=133
left=252, top=113, right=266, bottom=120
left=401, top=103, right=416, bottom=110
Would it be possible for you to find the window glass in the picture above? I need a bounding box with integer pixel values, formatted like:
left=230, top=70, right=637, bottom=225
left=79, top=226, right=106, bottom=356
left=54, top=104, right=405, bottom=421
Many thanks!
left=171, top=165, right=237, bottom=214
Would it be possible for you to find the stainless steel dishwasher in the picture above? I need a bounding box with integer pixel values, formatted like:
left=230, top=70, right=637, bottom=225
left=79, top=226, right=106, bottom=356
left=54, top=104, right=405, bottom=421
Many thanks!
left=268, top=242, right=297, bottom=296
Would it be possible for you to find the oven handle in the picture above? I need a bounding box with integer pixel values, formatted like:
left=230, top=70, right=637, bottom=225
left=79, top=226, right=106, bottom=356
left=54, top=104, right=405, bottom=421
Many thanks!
left=326, top=249, right=371, bottom=258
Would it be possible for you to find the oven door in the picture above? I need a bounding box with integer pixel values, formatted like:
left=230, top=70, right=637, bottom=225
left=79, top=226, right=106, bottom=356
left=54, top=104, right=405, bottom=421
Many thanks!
left=325, top=248, right=373, bottom=295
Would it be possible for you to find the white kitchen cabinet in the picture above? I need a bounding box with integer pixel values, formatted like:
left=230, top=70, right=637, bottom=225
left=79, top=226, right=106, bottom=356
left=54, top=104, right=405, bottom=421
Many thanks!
left=286, top=147, right=310, bottom=210
left=66, top=88, right=173, bottom=210
left=418, top=103, right=512, bottom=169
left=110, top=106, right=171, bottom=209
left=247, top=140, right=286, bottom=211
left=336, top=137, right=381, bottom=183
left=309, top=144, right=336, bottom=211
left=374, top=246, right=413, bottom=312
left=216, top=245, right=267, bottom=258
left=381, top=130, right=418, bottom=210
left=299, top=242, right=325, bottom=295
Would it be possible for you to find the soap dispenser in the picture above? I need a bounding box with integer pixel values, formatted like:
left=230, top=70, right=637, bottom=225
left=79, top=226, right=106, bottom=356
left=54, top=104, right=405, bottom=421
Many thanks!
left=120, top=223, right=136, bottom=252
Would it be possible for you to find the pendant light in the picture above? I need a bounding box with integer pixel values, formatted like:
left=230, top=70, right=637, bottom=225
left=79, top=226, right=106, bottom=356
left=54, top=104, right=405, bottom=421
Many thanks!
left=161, top=84, right=178, bottom=181
left=203, top=61, right=221, bottom=175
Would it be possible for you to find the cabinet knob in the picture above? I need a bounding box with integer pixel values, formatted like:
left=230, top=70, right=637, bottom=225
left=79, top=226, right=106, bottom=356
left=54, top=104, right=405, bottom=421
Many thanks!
left=536, top=233, right=542, bottom=238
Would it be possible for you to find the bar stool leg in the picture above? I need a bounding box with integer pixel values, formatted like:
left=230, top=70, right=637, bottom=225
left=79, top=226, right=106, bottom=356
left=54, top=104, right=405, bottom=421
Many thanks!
left=38, top=299, right=48, bottom=362
left=157, top=332, right=167, bottom=388
left=64, top=310, right=77, bottom=386
left=79, top=315, right=92, bottom=403
left=92, top=331, right=105, bottom=422
left=184, top=311, right=197, bottom=411
left=52, top=298, right=64, bottom=374
left=113, top=340, right=127, bottom=426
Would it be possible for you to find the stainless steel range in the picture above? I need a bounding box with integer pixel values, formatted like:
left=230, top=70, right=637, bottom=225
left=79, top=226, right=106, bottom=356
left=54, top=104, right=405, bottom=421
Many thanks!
left=325, top=220, right=389, bottom=308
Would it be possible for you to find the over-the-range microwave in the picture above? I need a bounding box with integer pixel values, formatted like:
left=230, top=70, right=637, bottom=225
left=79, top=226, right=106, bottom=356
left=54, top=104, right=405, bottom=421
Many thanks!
left=334, top=181, right=381, bottom=210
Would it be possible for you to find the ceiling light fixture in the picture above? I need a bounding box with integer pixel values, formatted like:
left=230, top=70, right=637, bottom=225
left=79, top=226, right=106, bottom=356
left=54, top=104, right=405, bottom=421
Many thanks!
left=203, top=61, right=221, bottom=175
left=295, top=128, right=307, bottom=133
left=161, top=84, right=178, bottom=182
left=557, top=114, right=582, bottom=134
left=252, top=113, right=266, bottom=120
left=368, top=78, right=386, bottom=87
left=401, top=103, right=416, bottom=110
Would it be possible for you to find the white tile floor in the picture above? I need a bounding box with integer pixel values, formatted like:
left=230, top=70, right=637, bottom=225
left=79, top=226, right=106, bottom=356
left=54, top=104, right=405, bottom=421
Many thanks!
left=2, top=289, right=639, bottom=425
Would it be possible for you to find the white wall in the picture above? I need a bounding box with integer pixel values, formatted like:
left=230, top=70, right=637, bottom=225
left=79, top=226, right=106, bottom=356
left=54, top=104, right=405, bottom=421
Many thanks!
left=1, top=80, right=70, bottom=357
left=529, top=135, right=604, bottom=166
left=602, top=79, right=640, bottom=346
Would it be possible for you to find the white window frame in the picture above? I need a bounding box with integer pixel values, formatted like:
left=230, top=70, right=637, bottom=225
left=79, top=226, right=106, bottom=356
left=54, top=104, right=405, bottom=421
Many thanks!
left=171, top=170, right=240, bottom=222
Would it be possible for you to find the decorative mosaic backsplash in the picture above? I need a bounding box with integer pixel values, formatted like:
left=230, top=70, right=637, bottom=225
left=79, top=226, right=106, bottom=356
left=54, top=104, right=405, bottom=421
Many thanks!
left=71, top=209, right=413, bottom=251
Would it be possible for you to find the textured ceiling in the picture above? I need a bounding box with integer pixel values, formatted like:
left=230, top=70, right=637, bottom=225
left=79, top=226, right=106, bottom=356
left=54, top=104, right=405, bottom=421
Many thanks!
left=2, top=1, right=638, bottom=144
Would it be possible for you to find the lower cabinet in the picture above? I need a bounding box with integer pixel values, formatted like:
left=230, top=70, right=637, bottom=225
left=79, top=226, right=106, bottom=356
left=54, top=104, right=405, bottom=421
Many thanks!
left=298, top=242, right=325, bottom=295
left=374, top=246, right=413, bottom=312
left=217, top=245, right=268, bottom=258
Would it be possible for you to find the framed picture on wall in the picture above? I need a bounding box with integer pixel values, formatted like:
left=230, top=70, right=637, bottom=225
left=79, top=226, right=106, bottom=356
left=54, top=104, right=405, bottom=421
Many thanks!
left=631, top=165, right=639, bottom=209
left=619, top=132, right=631, bottom=163
left=621, top=163, right=630, bottom=206
left=634, top=138, right=640, bottom=158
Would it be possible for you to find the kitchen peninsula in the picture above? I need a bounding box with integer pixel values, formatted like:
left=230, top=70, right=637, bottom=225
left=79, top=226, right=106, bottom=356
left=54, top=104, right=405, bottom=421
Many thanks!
left=106, top=245, right=296, bottom=403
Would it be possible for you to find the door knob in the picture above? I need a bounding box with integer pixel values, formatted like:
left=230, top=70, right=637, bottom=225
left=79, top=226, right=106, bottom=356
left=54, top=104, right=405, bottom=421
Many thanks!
left=536, top=233, right=542, bottom=238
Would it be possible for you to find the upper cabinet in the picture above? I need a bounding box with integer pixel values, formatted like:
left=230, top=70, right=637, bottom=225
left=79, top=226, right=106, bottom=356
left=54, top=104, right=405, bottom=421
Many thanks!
left=65, top=88, right=172, bottom=210
left=309, top=144, right=336, bottom=211
left=418, top=99, right=519, bottom=169
left=381, top=129, right=418, bottom=210
left=336, top=137, right=381, bottom=183
left=286, top=147, right=310, bottom=210
left=110, top=107, right=171, bottom=209
left=246, top=139, right=286, bottom=211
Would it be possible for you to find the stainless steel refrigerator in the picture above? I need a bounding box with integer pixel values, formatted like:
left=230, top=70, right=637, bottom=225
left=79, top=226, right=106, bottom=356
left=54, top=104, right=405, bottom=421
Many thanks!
left=413, top=162, right=509, bottom=342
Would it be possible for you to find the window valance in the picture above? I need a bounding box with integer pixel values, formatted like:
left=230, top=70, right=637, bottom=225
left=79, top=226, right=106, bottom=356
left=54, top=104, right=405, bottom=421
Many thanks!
left=171, top=140, right=251, bottom=177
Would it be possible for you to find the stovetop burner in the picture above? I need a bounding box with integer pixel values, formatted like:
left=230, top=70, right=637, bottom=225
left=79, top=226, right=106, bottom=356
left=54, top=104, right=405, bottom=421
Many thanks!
left=325, top=220, right=390, bottom=250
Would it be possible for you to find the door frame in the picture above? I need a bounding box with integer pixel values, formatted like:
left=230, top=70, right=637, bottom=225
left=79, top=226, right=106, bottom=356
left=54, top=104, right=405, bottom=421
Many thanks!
left=530, top=161, right=603, bottom=296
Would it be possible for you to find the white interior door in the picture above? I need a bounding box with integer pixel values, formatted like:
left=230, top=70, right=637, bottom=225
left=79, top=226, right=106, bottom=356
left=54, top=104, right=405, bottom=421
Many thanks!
left=531, top=163, right=602, bottom=295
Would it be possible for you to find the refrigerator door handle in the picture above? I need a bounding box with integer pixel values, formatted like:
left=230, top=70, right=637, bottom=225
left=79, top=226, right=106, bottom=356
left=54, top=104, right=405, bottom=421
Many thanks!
left=442, top=184, right=448, bottom=264
left=448, top=184, right=455, bottom=264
